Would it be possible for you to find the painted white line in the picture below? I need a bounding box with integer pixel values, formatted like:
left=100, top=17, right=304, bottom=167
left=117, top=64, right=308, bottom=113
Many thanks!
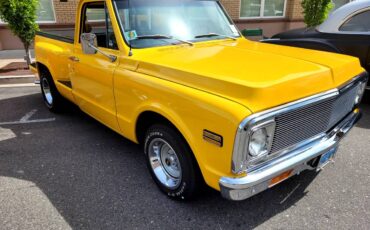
left=0, top=83, right=39, bottom=88
left=20, top=109, right=37, bottom=122
left=0, top=127, right=16, bottom=142
left=0, top=109, right=56, bottom=126
left=0, top=118, right=56, bottom=126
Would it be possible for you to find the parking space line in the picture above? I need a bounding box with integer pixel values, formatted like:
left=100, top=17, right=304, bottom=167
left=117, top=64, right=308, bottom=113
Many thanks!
left=0, top=109, right=55, bottom=125
left=0, top=118, right=56, bottom=126
left=20, top=109, right=37, bottom=122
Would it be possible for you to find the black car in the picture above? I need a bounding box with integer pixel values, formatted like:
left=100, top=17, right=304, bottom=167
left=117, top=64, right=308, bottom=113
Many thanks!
left=263, top=1, right=370, bottom=90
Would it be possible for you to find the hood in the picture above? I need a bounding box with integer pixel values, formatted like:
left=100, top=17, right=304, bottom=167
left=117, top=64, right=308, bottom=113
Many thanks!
left=131, top=39, right=364, bottom=112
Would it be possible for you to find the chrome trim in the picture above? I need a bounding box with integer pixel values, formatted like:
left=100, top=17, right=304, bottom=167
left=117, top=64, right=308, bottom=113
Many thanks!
left=232, top=89, right=338, bottom=174
left=148, top=138, right=182, bottom=189
left=203, top=129, right=223, bottom=147
left=247, top=133, right=325, bottom=173
left=246, top=119, right=276, bottom=164
left=221, top=109, right=361, bottom=200
left=41, top=78, right=53, bottom=106
left=339, top=73, right=368, bottom=93
left=238, top=89, right=338, bottom=130
left=231, top=72, right=368, bottom=174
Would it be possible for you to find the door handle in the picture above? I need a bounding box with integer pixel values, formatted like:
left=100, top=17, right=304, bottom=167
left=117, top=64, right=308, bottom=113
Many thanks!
left=69, top=56, right=80, bottom=62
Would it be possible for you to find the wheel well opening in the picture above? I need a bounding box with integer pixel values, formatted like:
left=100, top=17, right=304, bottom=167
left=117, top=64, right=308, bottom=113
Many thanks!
left=36, top=62, right=49, bottom=75
left=136, top=111, right=206, bottom=184
left=136, top=111, right=176, bottom=145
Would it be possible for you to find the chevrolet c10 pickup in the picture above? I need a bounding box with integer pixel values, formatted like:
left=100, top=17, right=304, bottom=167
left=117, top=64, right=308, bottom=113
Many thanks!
left=31, top=0, right=368, bottom=201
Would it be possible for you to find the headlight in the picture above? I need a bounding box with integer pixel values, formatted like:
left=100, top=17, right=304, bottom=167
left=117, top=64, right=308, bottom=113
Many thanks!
left=248, top=121, right=275, bottom=160
left=248, top=124, right=275, bottom=158
left=232, top=119, right=276, bottom=174
left=354, top=81, right=366, bottom=105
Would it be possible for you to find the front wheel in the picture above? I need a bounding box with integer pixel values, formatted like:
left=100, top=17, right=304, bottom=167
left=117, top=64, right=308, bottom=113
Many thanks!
left=144, top=124, right=203, bottom=200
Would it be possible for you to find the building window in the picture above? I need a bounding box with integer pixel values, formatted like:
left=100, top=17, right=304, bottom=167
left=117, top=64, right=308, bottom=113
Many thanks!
left=37, top=0, right=56, bottom=22
left=240, top=0, right=286, bottom=18
left=0, top=0, right=56, bottom=24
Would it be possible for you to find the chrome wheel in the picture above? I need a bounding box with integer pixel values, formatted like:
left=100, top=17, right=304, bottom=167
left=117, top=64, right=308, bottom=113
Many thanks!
left=148, top=138, right=182, bottom=189
left=42, top=78, right=53, bottom=106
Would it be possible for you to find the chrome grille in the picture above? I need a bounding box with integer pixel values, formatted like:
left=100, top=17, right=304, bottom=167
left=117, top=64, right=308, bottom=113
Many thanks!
left=270, top=83, right=358, bottom=154
left=328, top=85, right=358, bottom=128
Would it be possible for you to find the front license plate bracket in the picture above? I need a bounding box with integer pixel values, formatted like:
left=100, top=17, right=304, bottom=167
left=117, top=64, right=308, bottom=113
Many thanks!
left=317, top=147, right=337, bottom=171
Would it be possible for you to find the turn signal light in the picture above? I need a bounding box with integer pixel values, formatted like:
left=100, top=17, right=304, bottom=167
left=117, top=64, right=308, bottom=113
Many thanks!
left=269, top=170, right=293, bottom=187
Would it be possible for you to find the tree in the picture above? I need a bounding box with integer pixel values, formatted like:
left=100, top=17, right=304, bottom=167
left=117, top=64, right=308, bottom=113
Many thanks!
left=301, top=0, right=333, bottom=27
left=0, top=0, right=39, bottom=65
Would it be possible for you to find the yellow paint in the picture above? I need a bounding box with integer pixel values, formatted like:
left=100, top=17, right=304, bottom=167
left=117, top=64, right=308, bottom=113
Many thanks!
left=33, top=0, right=365, bottom=191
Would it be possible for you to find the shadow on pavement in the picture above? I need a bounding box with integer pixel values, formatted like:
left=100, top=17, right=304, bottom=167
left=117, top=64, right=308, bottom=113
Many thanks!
left=0, top=93, right=319, bottom=229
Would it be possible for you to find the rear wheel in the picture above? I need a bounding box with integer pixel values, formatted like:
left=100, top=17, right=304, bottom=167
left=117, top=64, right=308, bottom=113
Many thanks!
left=40, top=69, right=66, bottom=113
left=144, top=124, right=203, bottom=200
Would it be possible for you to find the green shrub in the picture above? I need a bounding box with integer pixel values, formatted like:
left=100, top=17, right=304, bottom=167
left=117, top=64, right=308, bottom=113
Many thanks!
left=301, top=0, right=334, bottom=27
left=0, top=0, right=39, bottom=65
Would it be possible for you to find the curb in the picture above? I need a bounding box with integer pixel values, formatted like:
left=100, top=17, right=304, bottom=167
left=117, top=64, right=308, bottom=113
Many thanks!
left=0, top=75, right=35, bottom=79
left=0, top=75, right=37, bottom=85
left=0, top=83, right=39, bottom=88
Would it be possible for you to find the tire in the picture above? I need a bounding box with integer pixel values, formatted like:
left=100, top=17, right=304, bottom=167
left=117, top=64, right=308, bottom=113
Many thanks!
left=39, top=68, right=66, bottom=113
left=144, top=124, right=203, bottom=200
left=362, top=90, right=370, bottom=104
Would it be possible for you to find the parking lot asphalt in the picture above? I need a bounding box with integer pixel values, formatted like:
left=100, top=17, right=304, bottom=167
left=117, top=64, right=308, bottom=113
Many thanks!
left=0, top=86, right=369, bottom=230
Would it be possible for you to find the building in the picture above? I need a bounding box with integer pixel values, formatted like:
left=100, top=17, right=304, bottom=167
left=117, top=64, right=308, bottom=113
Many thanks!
left=0, top=0, right=353, bottom=51
left=0, top=0, right=79, bottom=50
left=221, top=0, right=355, bottom=37
left=220, top=0, right=303, bottom=37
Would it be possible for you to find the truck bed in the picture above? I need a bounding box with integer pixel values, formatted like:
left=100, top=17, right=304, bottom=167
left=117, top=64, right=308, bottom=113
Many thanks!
left=36, top=28, right=75, bottom=44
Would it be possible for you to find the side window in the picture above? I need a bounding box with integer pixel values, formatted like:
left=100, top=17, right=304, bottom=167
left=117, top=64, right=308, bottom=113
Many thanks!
left=339, top=10, right=370, bottom=32
left=81, top=2, right=118, bottom=49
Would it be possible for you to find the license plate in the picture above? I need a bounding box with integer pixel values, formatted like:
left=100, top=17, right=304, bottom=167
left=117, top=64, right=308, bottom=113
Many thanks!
left=317, top=147, right=337, bottom=170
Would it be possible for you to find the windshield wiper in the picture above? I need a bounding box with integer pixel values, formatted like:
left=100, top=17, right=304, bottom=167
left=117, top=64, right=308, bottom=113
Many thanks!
left=135, top=35, right=193, bottom=46
left=194, top=33, right=237, bottom=41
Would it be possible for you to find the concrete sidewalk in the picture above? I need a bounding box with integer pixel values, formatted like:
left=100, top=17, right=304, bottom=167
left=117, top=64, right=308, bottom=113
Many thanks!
left=0, top=49, right=35, bottom=69
left=0, top=50, right=37, bottom=87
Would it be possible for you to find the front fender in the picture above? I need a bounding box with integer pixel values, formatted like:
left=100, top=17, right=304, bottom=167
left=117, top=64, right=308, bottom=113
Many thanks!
left=113, top=67, right=251, bottom=190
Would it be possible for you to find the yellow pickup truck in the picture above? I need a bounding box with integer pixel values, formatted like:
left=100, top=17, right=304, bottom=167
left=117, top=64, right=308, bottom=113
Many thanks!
left=32, top=0, right=368, bottom=201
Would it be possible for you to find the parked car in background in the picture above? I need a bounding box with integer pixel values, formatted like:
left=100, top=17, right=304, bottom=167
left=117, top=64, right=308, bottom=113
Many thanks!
left=263, top=0, right=370, bottom=90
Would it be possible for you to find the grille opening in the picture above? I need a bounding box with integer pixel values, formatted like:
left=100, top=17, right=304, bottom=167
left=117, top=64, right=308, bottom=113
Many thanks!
left=269, top=83, right=358, bottom=155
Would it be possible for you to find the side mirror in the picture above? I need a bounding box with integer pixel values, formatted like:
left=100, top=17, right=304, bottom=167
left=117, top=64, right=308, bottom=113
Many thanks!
left=81, top=33, right=98, bottom=54
left=80, top=33, right=117, bottom=62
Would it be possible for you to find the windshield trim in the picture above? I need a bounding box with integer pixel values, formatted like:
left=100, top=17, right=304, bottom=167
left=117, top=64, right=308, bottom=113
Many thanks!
left=112, top=0, right=241, bottom=50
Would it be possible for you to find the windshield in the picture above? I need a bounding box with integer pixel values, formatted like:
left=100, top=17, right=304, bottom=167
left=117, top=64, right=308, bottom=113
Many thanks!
left=112, top=0, right=240, bottom=48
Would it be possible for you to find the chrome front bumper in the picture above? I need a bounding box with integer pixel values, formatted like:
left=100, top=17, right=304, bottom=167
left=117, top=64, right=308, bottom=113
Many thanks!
left=220, top=109, right=361, bottom=201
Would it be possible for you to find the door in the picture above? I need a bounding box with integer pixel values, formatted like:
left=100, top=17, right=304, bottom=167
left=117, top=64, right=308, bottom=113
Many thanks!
left=71, top=1, right=120, bottom=131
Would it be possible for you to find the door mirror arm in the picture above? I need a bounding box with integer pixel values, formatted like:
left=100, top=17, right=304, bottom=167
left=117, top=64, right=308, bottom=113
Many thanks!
left=80, top=33, right=117, bottom=62
left=87, top=43, right=117, bottom=62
